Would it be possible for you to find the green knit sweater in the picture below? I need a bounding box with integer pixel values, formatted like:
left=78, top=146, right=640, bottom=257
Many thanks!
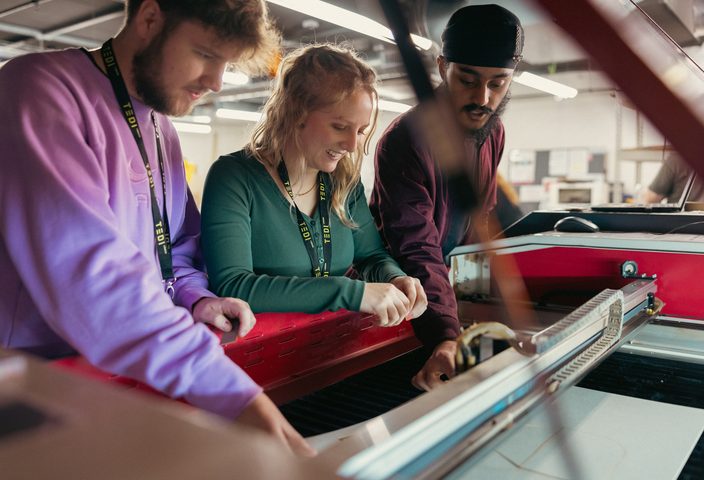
left=201, top=150, right=406, bottom=313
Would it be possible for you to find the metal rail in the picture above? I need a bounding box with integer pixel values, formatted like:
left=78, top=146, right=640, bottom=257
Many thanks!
left=338, top=281, right=658, bottom=479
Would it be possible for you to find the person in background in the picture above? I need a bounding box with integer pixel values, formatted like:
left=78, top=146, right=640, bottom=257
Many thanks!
left=491, top=173, right=524, bottom=235
left=0, top=0, right=313, bottom=456
left=201, top=44, right=427, bottom=329
left=641, top=153, right=704, bottom=203
left=370, top=4, right=524, bottom=390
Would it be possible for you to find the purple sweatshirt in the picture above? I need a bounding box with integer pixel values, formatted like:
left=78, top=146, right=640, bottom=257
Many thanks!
left=370, top=106, right=503, bottom=348
left=0, top=49, right=261, bottom=418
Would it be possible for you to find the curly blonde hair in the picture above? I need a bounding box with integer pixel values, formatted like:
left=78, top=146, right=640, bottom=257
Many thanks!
left=248, top=43, right=379, bottom=227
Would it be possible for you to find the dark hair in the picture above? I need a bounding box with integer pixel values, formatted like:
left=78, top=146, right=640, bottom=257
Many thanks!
left=442, top=4, right=524, bottom=69
left=125, top=0, right=279, bottom=74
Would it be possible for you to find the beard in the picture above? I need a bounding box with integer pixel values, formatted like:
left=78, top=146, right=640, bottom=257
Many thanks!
left=463, top=91, right=511, bottom=145
left=132, top=30, right=185, bottom=116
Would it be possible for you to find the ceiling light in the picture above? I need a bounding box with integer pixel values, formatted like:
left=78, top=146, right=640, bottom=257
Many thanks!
left=266, top=0, right=433, bottom=50
left=223, top=71, right=250, bottom=86
left=216, top=109, right=263, bottom=122
left=378, top=99, right=412, bottom=113
left=178, top=115, right=211, bottom=124
left=172, top=122, right=212, bottom=134
left=513, top=72, right=578, bottom=99
left=377, top=85, right=413, bottom=101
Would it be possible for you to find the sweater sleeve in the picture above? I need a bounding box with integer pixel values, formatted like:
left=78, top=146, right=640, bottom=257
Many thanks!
left=370, top=119, right=461, bottom=348
left=349, top=183, right=407, bottom=282
left=649, top=156, right=678, bottom=198
left=201, top=155, right=366, bottom=313
left=157, top=120, right=216, bottom=311
left=0, top=55, right=260, bottom=419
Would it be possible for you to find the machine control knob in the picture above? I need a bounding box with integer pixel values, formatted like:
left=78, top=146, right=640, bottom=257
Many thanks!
left=621, top=260, right=638, bottom=278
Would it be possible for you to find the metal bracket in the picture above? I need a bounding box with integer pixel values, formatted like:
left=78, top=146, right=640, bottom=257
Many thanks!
left=546, top=289, right=624, bottom=392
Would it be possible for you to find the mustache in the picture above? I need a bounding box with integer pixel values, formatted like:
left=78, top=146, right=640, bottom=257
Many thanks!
left=462, top=104, right=494, bottom=115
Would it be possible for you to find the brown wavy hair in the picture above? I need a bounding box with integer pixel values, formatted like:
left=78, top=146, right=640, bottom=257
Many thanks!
left=125, top=0, right=280, bottom=75
left=248, top=44, right=379, bottom=227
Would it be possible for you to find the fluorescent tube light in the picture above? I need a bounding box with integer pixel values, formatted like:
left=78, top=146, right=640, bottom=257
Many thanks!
left=409, top=36, right=432, bottom=51
left=178, top=115, right=211, bottom=124
left=378, top=99, right=412, bottom=113
left=513, top=72, right=578, bottom=99
left=216, top=108, right=263, bottom=122
left=266, top=0, right=432, bottom=50
left=172, top=122, right=212, bottom=134
left=223, top=71, right=250, bottom=86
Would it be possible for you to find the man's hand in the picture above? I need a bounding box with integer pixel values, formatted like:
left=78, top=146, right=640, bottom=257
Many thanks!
left=412, top=340, right=457, bottom=391
left=192, top=297, right=256, bottom=338
left=390, top=276, right=428, bottom=320
left=237, top=393, right=317, bottom=457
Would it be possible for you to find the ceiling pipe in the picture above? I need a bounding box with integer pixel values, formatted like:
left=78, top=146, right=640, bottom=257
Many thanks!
left=3, top=9, right=123, bottom=51
left=37, top=11, right=123, bottom=43
left=0, top=45, right=29, bottom=60
left=0, top=0, right=54, bottom=20
left=0, top=21, right=94, bottom=48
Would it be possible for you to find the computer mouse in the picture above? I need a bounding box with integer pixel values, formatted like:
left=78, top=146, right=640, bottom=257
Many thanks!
left=553, top=216, right=600, bottom=233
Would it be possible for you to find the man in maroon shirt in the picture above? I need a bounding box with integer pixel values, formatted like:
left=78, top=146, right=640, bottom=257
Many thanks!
left=370, top=4, right=523, bottom=390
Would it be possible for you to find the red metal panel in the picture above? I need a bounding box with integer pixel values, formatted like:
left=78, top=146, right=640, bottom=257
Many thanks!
left=223, top=310, right=417, bottom=394
left=53, top=310, right=419, bottom=404
left=503, top=246, right=704, bottom=318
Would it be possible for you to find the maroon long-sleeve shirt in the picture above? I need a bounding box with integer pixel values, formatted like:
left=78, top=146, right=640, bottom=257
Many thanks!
left=370, top=106, right=504, bottom=348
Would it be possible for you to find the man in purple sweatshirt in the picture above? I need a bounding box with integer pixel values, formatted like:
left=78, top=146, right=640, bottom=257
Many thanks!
left=0, top=0, right=313, bottom=456
left=370, top=4, right=524, bottom=390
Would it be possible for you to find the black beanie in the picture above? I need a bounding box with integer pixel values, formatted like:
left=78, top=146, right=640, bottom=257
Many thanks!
left=441, top=4, right=524, bottom=69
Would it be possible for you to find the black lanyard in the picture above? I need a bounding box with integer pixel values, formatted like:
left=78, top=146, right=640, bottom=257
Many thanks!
left=277, top=161, right=332, bottom=277
left=100, top=40, right=175, bottom=296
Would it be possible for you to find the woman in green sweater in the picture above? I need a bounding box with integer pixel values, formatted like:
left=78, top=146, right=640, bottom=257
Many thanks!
left=201, top=44, right=427, bottom=328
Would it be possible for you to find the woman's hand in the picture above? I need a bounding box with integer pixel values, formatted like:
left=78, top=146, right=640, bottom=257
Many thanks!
left=390, top=276, right=428, bottom=320
left=360, top=283, right=411, bottom=326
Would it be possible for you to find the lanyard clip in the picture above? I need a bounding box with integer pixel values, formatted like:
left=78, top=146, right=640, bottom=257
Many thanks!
left=163, top=277, right=177, bottom=298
